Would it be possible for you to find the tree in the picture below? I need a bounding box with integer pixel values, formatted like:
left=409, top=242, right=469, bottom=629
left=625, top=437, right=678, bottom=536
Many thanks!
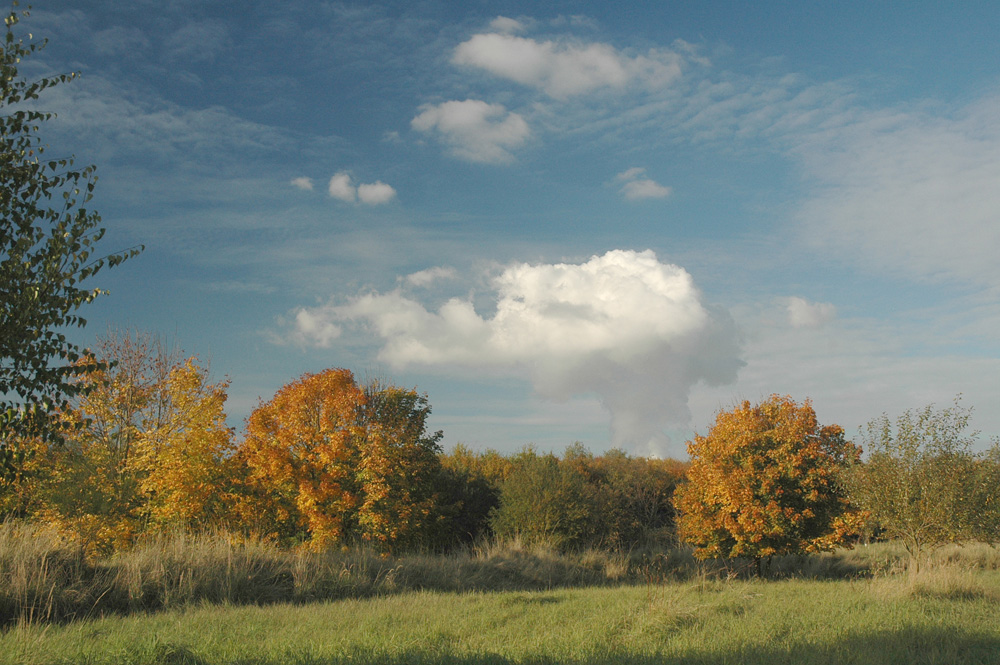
left=235, top=368, right=446, bottom=551
left=132, top=358, right=235, bottom=532
left=435, top=444, right=502, bottom=546
left=0, top=5, right=142, bottom=477
left=26, top=331, right=175, bottom=553
left=490, top=446, right=601, bottom=550
left=354, top=380, right=444, bottom=551
left=586, top=449, right=688, bottom=549
left=674, top=395, right=861, bottom=566
left=843, top=398, right=1000, bottom=569
left=18, top=330, right=233, bottom=555
left=238, top=369, right=364, bottom=549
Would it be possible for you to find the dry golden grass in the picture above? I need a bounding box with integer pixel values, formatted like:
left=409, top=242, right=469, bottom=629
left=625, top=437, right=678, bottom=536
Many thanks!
left=4, top=519, right=999, bottom=631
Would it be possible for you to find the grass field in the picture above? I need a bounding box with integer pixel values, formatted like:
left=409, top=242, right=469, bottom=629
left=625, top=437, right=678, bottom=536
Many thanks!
left=4, top=524, right=1000, bottom=664
left=3, top=565, right=1000, bottom=665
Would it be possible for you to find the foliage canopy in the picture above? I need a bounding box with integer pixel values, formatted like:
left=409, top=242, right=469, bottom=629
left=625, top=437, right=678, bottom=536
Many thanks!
left=675, top=395, right=861, bottom=561
left=1, top=6, right=141, bottom=475
left=843, top=398, right=1000, bottom=566
left=10, top=331, right=233, bottom=555
left=236, top=368, right=445, bottom=551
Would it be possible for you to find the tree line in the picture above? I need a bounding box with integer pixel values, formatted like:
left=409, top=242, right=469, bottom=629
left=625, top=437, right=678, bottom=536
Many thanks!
left=2, top=329, right=998, bottom=568
left=0, top=330, right=690, bottom=556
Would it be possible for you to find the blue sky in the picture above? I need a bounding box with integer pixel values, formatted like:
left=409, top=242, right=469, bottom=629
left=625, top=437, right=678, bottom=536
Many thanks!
left=23, top=1, right=1000, bottom=457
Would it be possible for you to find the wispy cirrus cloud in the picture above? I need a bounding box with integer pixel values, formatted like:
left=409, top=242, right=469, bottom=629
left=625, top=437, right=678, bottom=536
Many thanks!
left=488, top=16, right=527, bottom=34
left=793, top=93, right=1000, bottom=288
left=689, top=296, right=1000, bottom=446
left=164, top=20, right=232, bottom=64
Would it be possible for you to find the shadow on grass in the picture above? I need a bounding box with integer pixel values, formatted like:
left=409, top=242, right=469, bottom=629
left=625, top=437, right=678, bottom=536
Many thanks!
left=130, top=626, right=1000, bottom=665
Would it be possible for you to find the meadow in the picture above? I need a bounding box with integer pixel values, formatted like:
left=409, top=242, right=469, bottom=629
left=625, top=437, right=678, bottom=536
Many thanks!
left=3, top=525, right=1000, bottom=665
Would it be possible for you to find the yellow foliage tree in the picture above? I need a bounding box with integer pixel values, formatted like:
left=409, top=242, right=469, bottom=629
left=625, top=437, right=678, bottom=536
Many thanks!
left=26, top=331, right=233, bottom=555
left=674, top=395, right=861, bottom=564
left=134, top=359, right=235, bottom=532
left=355, top=382, right=443, bottom=551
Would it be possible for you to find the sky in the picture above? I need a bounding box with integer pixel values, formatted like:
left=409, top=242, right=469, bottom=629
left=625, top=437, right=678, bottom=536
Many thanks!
left=19, top=0, right=1000, bottom=457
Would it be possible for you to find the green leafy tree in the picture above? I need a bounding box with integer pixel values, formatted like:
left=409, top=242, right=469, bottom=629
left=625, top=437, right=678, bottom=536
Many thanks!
left=674, top=395, right=862, bottom=567
left=0, top=5, right=142, bottom=478
left=843, top=398, right=1000, bottom=569
left=586, top=449, right=688, bottom=549
left=490, top=446, right=601, bottom=550
left=435, top=444, right=502, bottom=546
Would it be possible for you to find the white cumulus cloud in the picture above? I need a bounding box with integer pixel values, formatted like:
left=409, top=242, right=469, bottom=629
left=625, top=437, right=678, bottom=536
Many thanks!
left=412, top=99, right=530, bottom=164
left=290, top=176, right=314, bottom=191
left=327, top=172, right=396, bottom=205
left=328, top=172, right=356, bottom=202
left=291, top=308, right=341, bottom=348
left=452, top=32, right=682, bottom=99
left=357, top=181, right=397, bottom=205
left=290, top=250, right=743, bottom=452
left=785, top=297, right=837, bottom=329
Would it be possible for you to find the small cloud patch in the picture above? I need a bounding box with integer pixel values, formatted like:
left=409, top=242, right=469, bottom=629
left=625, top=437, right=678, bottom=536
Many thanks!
left=326, top=172, right=397, bottom=205
left=615, top=167, right=672, bottom=201
left=412, top=99, right=530, bottom=164
left=786, top=297, right=837, bottom=329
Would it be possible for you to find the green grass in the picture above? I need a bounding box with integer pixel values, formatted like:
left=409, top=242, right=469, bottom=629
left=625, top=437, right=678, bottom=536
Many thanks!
left=5, top=521, right=1000, bottom=664
left=3, top=567, right=1000, bottom=664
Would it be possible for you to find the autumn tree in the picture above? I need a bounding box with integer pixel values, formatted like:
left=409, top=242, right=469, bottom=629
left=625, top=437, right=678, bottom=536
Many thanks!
left=843, top=398, right=1000, bottom=568
left=674, top=395, right=861, bottom=565
left=237, top=369, right=364, bottom=549
left=132, top=359, right=235, bottom=532
left=26, top=331, right=232, bottom=554
left=29, top=331, right=173, bottom=552
left=1, top=6, right=141, bottom=475
left=235, top=368, right=445, bottom=551
left=354, top=380, right=444, bottom=551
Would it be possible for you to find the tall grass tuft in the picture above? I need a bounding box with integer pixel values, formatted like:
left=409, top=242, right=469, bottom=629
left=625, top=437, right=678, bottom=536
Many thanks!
left=0, top=524, right=626, bottom=626
left=0, top=522, right=93, bottom=624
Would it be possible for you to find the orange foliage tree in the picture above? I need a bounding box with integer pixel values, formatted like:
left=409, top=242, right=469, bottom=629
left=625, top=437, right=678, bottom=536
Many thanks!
left=674, top=395, right=861, bottom=562
left=235, top=369, right=444, bottom=551
left=237, top=369, right=364, bottom=549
